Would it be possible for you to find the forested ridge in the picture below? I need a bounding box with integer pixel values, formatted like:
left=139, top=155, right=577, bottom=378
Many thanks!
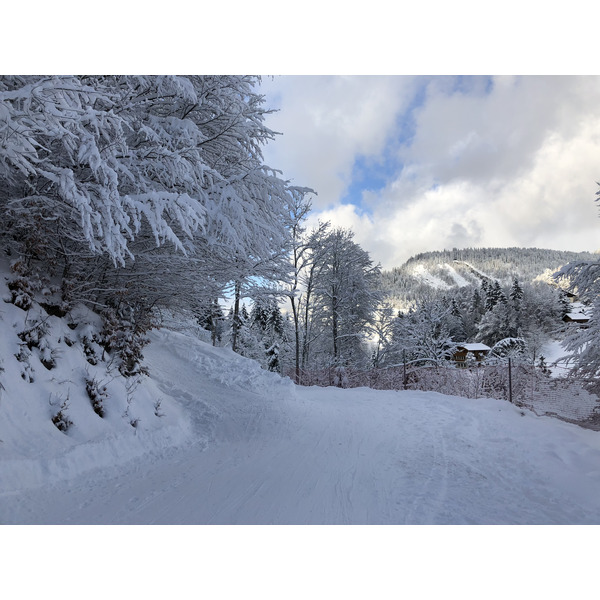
left=380, top=247, right=598, bottom=308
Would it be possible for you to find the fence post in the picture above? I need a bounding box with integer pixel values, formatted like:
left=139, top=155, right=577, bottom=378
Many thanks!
left=403, top=349, right=407, bottom=390
left=508, top=357, right=513, bottom=404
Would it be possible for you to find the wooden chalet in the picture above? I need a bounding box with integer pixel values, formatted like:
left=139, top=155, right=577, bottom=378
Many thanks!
left=453, top=343, right=491, bottom=368
left=562, top=302, right=590, bottom=325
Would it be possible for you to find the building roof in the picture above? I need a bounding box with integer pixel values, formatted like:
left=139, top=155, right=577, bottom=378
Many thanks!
left=564, top=313, right=590, bottom=322
left=456, top=343, right=491, bottom=352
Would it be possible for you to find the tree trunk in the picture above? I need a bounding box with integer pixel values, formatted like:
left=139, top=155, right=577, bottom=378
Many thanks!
left=231, top=281, right=241, bottom=353
left=291, top=296, right=300, bottom=384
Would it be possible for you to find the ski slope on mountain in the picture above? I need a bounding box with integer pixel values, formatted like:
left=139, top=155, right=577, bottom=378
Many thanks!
left=2, top=327, right=600, bottom=525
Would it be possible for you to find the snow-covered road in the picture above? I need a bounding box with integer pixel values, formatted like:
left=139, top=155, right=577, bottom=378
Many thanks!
left=3, top=329, right=600, bottom=524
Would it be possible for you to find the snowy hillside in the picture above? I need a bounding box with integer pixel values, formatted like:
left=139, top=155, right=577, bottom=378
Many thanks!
left=380, top=247, right=598, bottom=306
left=0, top=274, right=196, bottom=492
left=3, top=315, right=600, bottom=525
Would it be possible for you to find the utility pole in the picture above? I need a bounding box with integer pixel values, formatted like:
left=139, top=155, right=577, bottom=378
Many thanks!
left=508, top=357, right=513, bottom=404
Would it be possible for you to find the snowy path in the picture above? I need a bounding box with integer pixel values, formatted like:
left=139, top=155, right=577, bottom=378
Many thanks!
left=3, top=329, right=600, bottom=524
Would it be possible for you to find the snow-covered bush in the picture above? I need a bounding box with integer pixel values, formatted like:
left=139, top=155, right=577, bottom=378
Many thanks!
left=81, top=335, right=99, bottom=366
left=50, top=395, right=73, bottom=433
left=6, top=260, right=41, bottom=310
left=490, top=337, right=527, bottom=360
left=85, top=377, right=109, bottom=418
left=17, top=319, right=49, bottom=350
left=17, top=319, right=61, bottom=370
left=100, top=305, right=152, bottom=377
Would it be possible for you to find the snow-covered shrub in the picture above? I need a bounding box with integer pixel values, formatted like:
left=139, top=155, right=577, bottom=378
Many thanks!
left=18, top=321, right=60, bottom=370
left=81, top=336, right=99, bottom=366
left=490, top=337, right=527, bottom=360
left=100, top=305, right=151, bottom=377
left=17, top=320, right=49, bottom=350
left=478, top=365, right=510, bottom=400
left=154, top=398, right=165, bottom=418
left=50, top=395, right=73, bottom=433
left=85, top=377, right=109, bottom=418
left=15, top=344, right=34, bottom=382
left=117, top=332, right=149, bottom=378
left=123, top=376, right=143, bottom=428
left=39, top=345, right=59, bottom=371
left=332, top=366, right=350, bottom=388
left=7, top=277, right=35, bottom=310
left=6, top=261, right=41, bottom=310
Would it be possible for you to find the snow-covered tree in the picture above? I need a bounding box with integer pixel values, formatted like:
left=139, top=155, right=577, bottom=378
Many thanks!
left=391, top=299, right=457, bottom=367
left=555, top=186, right=600, bottom=391
left=196, top=299, right=225, bottom=346
left=288, top=221, right=333, bottom=375
left=281, top=188, right=317, bottom=382
left=510, top=277, right=524, bottom=305
left=310, top=227, right=381, bottom=366
left=490, top=337, right=527, bottom=361
left=0, top=76, right=296, bottom=317
left=369, top=302, right=397, bottom=368
left=477, top=301, right=513, bottom=346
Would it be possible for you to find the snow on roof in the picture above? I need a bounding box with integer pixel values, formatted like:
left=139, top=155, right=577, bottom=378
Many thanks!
left=457, top=343, right=491, bottom=352
left=564, top=313, right=589, bottom=321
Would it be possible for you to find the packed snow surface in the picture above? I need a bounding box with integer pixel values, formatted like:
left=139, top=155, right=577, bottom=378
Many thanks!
left=2, top=327, right=600, bottom=524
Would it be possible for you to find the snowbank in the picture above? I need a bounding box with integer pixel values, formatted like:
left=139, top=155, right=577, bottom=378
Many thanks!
left=0, top=277, right=193, bottom=491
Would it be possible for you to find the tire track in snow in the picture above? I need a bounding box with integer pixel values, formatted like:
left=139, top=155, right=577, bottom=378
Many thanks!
left=403, top=425, right=449, bottom=524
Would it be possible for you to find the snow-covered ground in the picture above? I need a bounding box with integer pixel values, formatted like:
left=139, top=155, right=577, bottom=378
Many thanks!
left=3, top=326, right=600, bottom=525
left=3, top=320, right=599, bottom=598
left=540, top=337, right=573, bottom=374
left=411, top=263, right=451, bottom=289
left=441, top=262, right=471, bottom=287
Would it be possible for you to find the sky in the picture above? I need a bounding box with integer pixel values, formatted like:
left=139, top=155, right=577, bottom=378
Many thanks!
left=259, top=75, right=600, bottom=270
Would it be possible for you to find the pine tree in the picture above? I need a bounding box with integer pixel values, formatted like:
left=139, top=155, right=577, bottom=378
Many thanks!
left=266, top=342, right=280, bottom=372
left=510, top=277, right=524, bottom=305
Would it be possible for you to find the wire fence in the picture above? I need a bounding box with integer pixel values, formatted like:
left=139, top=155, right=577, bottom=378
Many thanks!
left=288, top=360, right=600, bottom=430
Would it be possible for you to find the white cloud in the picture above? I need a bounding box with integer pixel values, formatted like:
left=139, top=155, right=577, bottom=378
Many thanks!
left=261, top=75, right=419, bottom=208
left=261, top=75, right=600, bottom=269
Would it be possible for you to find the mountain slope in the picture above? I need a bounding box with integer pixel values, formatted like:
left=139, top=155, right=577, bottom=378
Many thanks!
left=380, top=246, right=598, bottom=306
